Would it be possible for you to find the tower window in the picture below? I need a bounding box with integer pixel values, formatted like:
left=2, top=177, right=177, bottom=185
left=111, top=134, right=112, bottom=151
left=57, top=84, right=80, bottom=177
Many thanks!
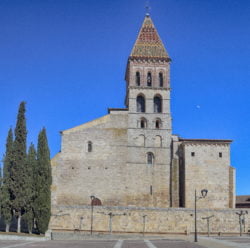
left=147, top=72, right=152, bottom=86
left=147, top=152, right=154, bottom=165
left=140, top=118, right=147, bottom=128
left=154, top=96, right=162, bottom=113
left=191, top=152, right=195, bottom=157
left=155, top=119, right=161, bottom=129
left=219, top=152, right=222, bottom=158
left=88, top=141, right=92, bottom=152
left=150, top=185, right=153, bottom=195
left=136, top=71, right=140, bottom=86
left=159, top=72, right=163, bottom=87
left=137, top=95, right=145, bottom=112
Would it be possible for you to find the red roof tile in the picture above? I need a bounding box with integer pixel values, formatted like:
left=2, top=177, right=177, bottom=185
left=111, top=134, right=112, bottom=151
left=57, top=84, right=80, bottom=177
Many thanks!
left=130, top=15, right=170, bottom=60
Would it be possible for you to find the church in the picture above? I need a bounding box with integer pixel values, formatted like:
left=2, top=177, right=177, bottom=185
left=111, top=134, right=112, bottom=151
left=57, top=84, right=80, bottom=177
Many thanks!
left=51, top=14, right=235, bottom=213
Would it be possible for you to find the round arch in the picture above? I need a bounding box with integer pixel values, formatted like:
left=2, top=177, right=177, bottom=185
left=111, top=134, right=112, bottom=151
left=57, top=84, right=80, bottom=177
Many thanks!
left=136, top=94, right=146, bottom=112
left=153, top=95, right=162, bottom=113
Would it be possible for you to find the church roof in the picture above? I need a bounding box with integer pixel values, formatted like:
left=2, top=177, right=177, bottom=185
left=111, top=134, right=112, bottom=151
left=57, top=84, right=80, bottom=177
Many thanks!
left=236, top=195, right=250, bottom=204
left=180, top=138, right=232, bottom=143
left=130, top=14, right=170, bottom=60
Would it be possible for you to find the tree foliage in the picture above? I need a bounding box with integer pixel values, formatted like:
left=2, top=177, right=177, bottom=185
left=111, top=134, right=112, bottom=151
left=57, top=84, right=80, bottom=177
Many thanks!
left=1, top=128, right=14, bottom=231
left=1, top=102, right=52, bottom=234
left=34, top=128, right=52, bottom=234
left=23, top=143, right=37, bottom=233
left=9, top=102, right=27, bottom=232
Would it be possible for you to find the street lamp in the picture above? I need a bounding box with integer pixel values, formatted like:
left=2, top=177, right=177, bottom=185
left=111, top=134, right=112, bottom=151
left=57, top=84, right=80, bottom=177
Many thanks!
left=194, top=189, right=208, bottom=242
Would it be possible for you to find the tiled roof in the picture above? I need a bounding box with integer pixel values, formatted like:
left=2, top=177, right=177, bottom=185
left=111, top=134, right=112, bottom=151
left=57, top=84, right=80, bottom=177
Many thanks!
left=130, top=15, right=170, bottom=60
left=180, top=138, right=232, bottom=143
left=236, top=195, right=250, bottom=204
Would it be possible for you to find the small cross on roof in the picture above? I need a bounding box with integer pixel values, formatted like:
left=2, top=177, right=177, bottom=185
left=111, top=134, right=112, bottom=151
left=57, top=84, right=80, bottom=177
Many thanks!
left=145, top=1, right=151, bottom=16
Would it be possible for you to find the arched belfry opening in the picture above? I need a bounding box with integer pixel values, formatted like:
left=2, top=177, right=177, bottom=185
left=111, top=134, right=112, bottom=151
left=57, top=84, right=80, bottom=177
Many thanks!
left=147, top=72, right=152, bottom=86
left=154, top=95, right=162, bottom=113
left=136, top=71, right=140, bottom=86
left=159, top=72, right=163, bottom=87
left=137, top=95, right=145, bottom=112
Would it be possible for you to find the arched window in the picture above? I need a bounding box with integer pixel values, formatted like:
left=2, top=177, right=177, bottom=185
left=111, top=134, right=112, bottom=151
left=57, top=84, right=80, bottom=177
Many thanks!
left=147, top=152, right=154, bottom=165
left=137, top=95, right=145, bottom=112
left=140, top=118, right=147, bottom=128
left=155, top=119, right=161, bottom=129
left=154, top=96, right=162, bottom=113
left=147, top=72, right=152, bottom=86
left=136, top=71, right=140, bottom=86
left=88, top=141, right=92, bottom=152
left=159, top=72, right=163, bottom=87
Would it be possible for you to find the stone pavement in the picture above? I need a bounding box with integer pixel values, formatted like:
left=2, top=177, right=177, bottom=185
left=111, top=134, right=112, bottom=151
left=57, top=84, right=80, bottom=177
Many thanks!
left=197, top=236, right=250, bottom=248
left=0, top=239, right=205, bottom=248
left=0, top=234, right=249, bottom=248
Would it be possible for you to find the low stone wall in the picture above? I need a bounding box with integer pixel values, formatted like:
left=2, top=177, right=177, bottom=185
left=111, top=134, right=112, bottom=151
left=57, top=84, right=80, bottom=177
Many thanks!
left=49, top=205, right=250, bottom=235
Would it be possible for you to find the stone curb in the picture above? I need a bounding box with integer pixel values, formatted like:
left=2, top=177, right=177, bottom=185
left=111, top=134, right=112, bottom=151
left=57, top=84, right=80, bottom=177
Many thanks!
left=0, top=234, right=49, bottom=241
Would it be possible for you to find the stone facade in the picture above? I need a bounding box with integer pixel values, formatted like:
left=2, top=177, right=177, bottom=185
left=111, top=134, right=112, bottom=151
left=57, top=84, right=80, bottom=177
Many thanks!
left=52, top=113, right=128, bottom=207
left=172, top=139, right=235, bottom=209
left=50, top=14, right=236, bottom=232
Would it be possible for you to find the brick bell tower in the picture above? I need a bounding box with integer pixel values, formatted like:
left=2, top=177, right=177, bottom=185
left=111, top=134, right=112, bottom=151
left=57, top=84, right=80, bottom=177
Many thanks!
left=124, top=14, right=172, bottom=207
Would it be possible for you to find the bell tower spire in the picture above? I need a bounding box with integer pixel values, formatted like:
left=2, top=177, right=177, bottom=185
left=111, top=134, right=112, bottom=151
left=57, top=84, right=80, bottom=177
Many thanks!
left=129, top=15, right=170, bottom=61
left=125, top=14, right=171, bottom=106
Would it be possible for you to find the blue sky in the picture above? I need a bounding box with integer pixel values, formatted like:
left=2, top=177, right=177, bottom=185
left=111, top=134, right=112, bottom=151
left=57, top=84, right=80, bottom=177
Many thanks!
left=0, top=0, right=249, bottom=195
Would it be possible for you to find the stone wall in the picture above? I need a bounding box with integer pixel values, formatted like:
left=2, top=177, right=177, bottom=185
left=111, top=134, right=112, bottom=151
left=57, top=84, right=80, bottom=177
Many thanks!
left=181, top=141, right=233, bottom=209
left=171, top=136, right=182, bottom=208
left=50, top=205, right=250, bottom=235
left=51, top=112, right=129, bottom=207
left=51, top=105, right=173, bottom=208
left=229, top=166, right=236, bottom=208
left=52, top=114, right=235, bottom=210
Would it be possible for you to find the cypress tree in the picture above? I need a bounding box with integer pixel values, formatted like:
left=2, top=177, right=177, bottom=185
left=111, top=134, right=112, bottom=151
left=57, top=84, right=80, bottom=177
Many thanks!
left=1, top=129, right=14, bottom=232
left=34, top=128, right=51, bottom=234
left=23, top=143, right=37, bottom=234
left=10, top=102, right=27, bottom=233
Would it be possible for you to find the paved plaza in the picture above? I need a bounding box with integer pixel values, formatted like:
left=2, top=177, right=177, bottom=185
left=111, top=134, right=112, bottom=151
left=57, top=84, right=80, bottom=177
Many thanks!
left=195, top=236, right=250, bottom=248
left=0, top=239, right=206, bottom=248
left=0, top=237, right=249, bottom=248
